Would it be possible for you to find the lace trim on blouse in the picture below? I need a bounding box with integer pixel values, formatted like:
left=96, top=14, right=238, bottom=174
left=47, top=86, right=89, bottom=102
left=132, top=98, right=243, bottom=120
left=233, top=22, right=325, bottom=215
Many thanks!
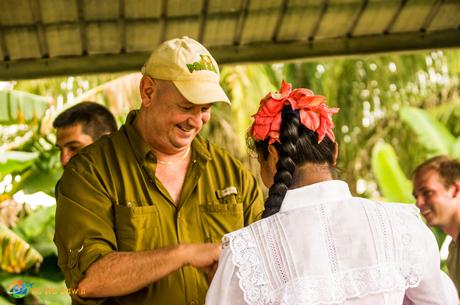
left=224, top=204, right=424, bottom=305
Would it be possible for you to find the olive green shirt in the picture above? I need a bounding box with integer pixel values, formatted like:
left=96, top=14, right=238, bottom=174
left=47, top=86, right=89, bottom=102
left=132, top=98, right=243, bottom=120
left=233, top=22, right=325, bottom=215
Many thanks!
left=447, top=238, right=460, bottom=298
left=54, top=111, right=264, bottom=305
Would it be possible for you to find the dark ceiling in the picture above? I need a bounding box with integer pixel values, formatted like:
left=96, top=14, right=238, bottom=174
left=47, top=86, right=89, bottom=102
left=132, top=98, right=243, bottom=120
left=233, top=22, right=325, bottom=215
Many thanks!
left=1, top=0, right=459, bottom=80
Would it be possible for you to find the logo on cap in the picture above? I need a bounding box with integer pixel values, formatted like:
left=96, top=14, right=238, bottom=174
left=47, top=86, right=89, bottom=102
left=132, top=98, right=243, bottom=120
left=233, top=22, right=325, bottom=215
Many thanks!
left=186, top=55, right=217, bottom=74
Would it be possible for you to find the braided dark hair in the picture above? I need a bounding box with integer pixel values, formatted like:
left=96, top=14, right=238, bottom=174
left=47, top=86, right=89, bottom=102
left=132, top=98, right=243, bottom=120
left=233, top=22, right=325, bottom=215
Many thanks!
left=255, top=106, right=337, bottom=218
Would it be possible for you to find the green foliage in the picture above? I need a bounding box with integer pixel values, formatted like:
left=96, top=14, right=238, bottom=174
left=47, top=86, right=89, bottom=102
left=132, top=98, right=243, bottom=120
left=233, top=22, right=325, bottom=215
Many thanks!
left=0, top=224, right=42, bottom=274
left=371, top=142, right=414, bottom=203
left=0, top=205, right=65, bottom=304
left=399, top=107, right=455, bottom=157
left=205, top=65, right=276, bottom=162
left=370, top=103, right=460, bottom=249
left=0, top=152, right=38, bottom=176
left=0, top=90, right=50, bottom=125
left=13, top=206, right=56, bottom=257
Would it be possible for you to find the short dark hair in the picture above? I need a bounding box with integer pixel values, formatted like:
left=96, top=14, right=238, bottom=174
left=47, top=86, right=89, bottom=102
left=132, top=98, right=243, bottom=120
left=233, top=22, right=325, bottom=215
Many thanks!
left=412, top=155, right=460, bottom=188
left=53, top=102, right=117, bottom=141
left=251, top=106, right=337, bottom=218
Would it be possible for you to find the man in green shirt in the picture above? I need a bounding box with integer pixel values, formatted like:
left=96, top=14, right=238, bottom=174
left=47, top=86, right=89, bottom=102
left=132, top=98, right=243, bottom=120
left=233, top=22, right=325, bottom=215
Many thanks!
left=412, top=155, right=460, bottom=298
left=54, top=36, right=264, bottom=305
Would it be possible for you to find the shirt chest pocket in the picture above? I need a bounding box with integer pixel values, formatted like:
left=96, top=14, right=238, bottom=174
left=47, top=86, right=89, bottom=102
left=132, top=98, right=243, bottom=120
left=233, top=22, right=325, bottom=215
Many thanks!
left=114, top=204, right=162, bottom=251
left=200, top=195, right=244, bottom=243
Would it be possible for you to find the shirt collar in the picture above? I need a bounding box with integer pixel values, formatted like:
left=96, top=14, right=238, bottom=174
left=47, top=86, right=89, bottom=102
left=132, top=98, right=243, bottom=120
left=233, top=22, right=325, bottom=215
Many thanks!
left=280, top=180, right=352, bottom=212
left=124, top=110, right=151, bottom=165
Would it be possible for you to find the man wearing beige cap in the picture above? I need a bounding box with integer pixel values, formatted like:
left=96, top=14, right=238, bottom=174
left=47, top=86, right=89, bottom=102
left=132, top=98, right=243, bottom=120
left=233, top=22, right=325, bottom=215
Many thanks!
left=54, top=36, right=264, bottom=305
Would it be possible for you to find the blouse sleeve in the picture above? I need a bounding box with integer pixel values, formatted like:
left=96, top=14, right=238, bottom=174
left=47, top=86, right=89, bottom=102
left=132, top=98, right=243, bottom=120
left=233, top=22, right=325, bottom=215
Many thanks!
left=205, top=245, right=246, bottom=305
left=404, top=224, right=458, bottom=305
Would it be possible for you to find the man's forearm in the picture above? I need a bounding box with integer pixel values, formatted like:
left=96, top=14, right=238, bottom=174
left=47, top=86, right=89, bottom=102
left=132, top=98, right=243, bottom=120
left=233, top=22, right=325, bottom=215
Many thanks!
left=77, top=245, right=187, bottom=298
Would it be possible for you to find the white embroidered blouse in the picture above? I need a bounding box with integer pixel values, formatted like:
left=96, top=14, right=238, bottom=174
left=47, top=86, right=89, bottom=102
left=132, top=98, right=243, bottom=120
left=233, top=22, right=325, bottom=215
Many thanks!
left=205, top=180, right=458, bottom=305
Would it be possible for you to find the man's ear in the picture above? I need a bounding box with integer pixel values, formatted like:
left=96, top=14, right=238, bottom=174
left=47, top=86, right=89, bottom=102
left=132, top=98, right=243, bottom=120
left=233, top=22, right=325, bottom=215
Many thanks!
left=139, top=76, right=156, bottom=107
left=332, top=142, right=339, bottom=166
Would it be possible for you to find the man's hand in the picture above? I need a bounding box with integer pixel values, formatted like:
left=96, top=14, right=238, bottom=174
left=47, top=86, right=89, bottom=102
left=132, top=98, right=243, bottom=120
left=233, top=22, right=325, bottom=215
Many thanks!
left=182, top=243, right=221, bottom=269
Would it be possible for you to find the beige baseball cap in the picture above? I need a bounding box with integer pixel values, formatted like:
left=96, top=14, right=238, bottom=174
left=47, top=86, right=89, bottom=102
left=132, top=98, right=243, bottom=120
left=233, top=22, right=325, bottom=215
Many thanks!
left=141, top=36, right=230, bottom=105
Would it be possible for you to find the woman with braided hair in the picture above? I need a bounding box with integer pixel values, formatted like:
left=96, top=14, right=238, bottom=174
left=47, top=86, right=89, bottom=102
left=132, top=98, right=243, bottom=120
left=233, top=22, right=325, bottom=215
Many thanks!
left=205, top=81, right=457, bottom=305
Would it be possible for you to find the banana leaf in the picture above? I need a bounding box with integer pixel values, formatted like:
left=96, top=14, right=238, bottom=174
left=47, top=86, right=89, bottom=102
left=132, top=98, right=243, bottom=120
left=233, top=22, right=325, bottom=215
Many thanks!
left=0, top=90, right=51, bottom=125
left=399, top=107, right=455, bottom=157
left=0, top=224, right=42, bottom=274
left=371, top=142, right=414, bottom=203
left=0, top=152, right=39, bottom=176
left=12, top=206, right=56, bottom=257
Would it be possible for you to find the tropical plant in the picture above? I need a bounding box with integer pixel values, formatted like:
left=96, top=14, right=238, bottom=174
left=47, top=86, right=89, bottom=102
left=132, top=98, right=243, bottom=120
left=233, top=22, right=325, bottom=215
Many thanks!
left=0, top=223, right=42, bottom=274
left=0, top=204, right=69, bottom=305
left=370, top=104, right=460, bottom=249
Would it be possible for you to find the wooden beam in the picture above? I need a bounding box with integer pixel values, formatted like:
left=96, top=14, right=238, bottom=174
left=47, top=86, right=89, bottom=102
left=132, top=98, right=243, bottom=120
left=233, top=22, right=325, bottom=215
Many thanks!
left=421, top=0, right=443, bottom=31
left=233, top=0, right=249, bottom=46
left=1, top=29, right=459, bottom=80
left=159, top=0, right=167, bottom=43
left=218, top=30, right=460, bottom=64
left=0, top=52, right=146, bottom=80
left=309, top=0, right=329, bottom=41
left=384, top=0, right=407, bottom=34
left=347, top=0, right=368, bottom=37
left=29, top=0, right=49, bottom=58
left=198, top=0, right=209, bottom=42
left=272, top=0, right=288, bottom=42
left=0, top=25, right=10, bottom=61
left=76, top=0, right=88, bottom=55
left=119, top=0, right=126, bottom=53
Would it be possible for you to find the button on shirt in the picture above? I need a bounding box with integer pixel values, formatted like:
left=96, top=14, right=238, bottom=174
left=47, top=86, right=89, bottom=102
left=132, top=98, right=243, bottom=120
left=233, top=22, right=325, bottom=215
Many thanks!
left=206, top=180, right=458, bottom=305
left=54, top=111, right=264, bottom=305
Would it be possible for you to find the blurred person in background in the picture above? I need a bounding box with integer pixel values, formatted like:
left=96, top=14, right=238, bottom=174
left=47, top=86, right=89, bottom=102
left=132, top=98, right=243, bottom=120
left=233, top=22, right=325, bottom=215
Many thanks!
left=53, top=101, right=117, bottom=166
left=413, top=155, right=460, bottom=299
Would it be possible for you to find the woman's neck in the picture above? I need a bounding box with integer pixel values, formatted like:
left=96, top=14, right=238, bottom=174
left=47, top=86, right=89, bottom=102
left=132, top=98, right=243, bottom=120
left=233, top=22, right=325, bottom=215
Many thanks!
left=289, top=163, right=333, bottom=189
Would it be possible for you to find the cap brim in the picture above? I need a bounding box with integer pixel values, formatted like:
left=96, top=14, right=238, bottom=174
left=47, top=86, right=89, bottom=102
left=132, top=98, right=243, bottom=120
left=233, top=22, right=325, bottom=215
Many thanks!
left=173, top=80, right=231, bottom=105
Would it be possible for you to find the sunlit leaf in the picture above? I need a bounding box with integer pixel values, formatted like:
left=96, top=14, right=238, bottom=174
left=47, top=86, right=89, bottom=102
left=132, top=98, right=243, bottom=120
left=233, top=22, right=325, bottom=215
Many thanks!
left=0, top=223, right=43, bottom=274
left=0, top=90, right=51, bottom=125
left=371, top=142, right=414, bottom=203
left=12, top=206, right=55, bottom=247
left=400, top=107, right=455, bottom=157
left=0, top=151, right=39, bottom=175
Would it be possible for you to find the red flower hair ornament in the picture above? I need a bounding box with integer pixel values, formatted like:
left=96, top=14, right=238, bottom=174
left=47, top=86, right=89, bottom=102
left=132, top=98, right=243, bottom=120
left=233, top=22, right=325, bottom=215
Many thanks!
left=250, top=81, right=339, bottom=144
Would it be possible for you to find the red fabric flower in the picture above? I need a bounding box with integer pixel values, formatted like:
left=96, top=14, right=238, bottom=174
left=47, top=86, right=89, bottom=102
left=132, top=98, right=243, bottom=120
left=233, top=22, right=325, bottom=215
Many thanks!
left=251, top=81, right=295, bottom=144
left=250, top=81, right=339, bottom=144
